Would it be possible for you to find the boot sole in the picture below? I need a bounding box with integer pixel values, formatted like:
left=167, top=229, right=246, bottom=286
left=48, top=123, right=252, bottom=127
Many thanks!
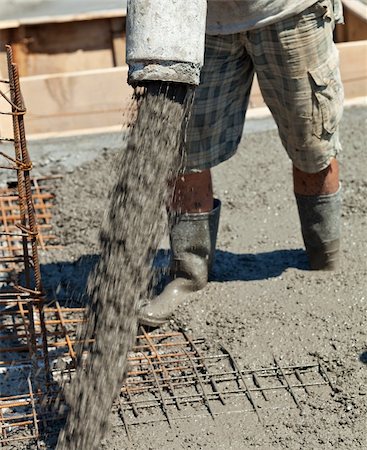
left=138, top=313, right=170, bottom=328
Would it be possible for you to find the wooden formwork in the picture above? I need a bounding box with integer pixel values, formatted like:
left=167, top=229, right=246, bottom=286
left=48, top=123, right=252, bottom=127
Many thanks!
left=335, top=0, right=367, bottom=42
left=0, top=9, right=127, bottom=77
left=0, top=5, right=366, bottom=139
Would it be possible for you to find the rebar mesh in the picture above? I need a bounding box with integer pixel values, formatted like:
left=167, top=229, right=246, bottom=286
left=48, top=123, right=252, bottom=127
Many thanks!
left=0, top=176, right=59, bottom=284
left=116, top=329, right=335, bottom=437
left=0, top=45, right=336, bottom=447
left=0, top=320, right=336, bottom=446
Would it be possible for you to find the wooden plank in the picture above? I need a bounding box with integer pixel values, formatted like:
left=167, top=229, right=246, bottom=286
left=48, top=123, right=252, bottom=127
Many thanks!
left=335, top=24, right=347, bottom=43
left=18, top=67, right=134, bottom=135
left=0, top=56, right=12, bottom=140
left=0, top=83, right=13, bottom=141
left=338, top=40, right=367, bottom=98
left=110, top=17, right=126, bottom=66
left=344, top=8, right=367, bottom=41
left=7, top=27, right=29, bottom=77
left=336, top=1, right=367, bottom=42
left=0, top=30, right=9, bottom=77
left=5, top=20, right=119, bottom=77
left=0, top=41, right=365, bottom=138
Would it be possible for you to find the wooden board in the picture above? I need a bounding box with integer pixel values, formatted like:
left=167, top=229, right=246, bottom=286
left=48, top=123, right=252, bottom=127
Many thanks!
left=0, top=18, right=126, bottom=77
left=0, top=41, right=366, bottom=139
left=0, top=67, right=133, bottom=138
left=0, top=61, right=13, bottom=141
left=336, top=1, right=367, bottom=42
left=337, top=40, right=367, bottom=98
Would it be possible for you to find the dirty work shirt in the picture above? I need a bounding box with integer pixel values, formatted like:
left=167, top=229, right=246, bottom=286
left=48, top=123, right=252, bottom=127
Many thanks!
left=206, top=0, right=344, bottom=34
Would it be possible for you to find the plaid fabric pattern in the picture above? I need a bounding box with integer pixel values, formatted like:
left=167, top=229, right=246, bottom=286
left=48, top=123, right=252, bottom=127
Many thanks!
left=184, top=0, right=344, bottom=174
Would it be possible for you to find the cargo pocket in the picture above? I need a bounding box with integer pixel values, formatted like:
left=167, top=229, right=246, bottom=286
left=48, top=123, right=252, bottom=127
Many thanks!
left=308, top=50, right=344, bottom=138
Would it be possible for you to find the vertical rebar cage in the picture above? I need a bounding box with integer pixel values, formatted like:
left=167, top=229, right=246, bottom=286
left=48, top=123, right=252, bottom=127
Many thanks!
left=0, top=45, right=50, bottom=445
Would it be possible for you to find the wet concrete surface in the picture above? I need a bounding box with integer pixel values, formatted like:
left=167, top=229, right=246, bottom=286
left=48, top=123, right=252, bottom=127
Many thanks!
left=1, top=103, right=366, bottom=449
left=23, top=103, right=366, bottom=449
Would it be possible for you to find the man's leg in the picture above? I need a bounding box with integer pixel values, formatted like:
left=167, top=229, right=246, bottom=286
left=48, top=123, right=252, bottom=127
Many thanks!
left=139, top=170, right=220, bottom=327
left=139, top=34, right=253, bottom=326
left=247, top=1, right=344, bottom=270
left=293, top=158, right=341, bottom=270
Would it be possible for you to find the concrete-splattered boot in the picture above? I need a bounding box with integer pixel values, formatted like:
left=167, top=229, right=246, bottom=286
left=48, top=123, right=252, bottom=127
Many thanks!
left=139, top=199, right=221, bottom=326
left=295, top=187, right=341, bottom=270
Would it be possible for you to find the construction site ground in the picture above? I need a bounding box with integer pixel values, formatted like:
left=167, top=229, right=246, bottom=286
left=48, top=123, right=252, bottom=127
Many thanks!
left=15, top=102, right=367, bottom=449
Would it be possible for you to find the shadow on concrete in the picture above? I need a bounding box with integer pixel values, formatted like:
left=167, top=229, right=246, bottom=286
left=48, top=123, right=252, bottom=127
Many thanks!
left=40, top=254, right=99, bottom=306
left=39, top=248, right=309, bottom=305
left=211, top=248, right=309, bottom=282
left=359, top=351, right=367, bottom=365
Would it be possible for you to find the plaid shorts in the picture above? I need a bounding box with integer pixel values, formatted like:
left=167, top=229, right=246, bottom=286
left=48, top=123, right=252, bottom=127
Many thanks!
left=184, top=0, right=344, bottom=174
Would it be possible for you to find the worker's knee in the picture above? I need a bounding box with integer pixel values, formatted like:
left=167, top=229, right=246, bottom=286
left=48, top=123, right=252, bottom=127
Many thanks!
left=281, top=121, right=342, bottom=172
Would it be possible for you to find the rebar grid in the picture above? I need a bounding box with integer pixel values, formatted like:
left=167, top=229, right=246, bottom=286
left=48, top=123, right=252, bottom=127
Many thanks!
left=116, top=330, right=335, bottom=438
left=5, top=316, right=335, bottom=441
left=0, top=176, right=59, bottom=281
left=0, top=301, right=86, bottom=446
left=0, top=302, right=85, bottom=365
left=0, top=377, right=40, bottom=446
left=0, top=309, right=336, bottom=446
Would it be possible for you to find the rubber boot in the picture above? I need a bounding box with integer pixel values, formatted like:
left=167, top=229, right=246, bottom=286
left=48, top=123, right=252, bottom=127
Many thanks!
left=295, top=186, right=341, bottom=270
left=139, top=199, right=221, bottom=326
